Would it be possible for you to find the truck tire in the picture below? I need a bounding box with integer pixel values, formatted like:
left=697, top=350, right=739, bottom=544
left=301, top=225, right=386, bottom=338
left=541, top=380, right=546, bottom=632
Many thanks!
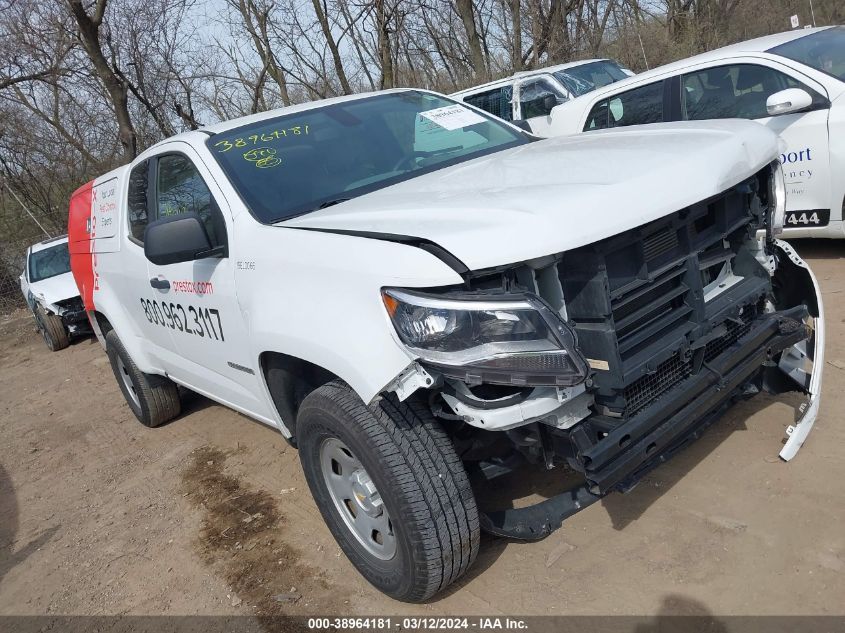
left=296, top=380, right=479, bottom=602
left=35, top=306, right=69, bottom=351
left=105, top=330, right=181, bottom=428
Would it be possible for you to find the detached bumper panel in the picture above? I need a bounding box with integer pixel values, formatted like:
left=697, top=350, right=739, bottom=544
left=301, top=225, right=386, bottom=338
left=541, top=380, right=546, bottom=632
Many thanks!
left=775, top=240, right=824, bottom=460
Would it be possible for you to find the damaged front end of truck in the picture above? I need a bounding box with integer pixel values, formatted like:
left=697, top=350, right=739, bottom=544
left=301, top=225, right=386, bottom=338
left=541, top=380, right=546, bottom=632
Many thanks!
left=384, top=161, right=824, bottom=540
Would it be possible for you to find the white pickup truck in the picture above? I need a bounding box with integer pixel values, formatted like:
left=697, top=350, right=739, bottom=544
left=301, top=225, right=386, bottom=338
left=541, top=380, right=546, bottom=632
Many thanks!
left=68, top=89, right=824, bottom=602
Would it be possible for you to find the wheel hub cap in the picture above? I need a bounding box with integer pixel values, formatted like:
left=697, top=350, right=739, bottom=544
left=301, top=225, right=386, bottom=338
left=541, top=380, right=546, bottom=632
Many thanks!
left=350, top=470, right=383, bottom=517
left=319, top=438, right=396, bottom=560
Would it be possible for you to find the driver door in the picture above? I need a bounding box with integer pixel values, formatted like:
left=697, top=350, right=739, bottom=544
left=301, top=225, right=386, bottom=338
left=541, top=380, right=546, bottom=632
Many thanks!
left=143, top=145, right=266, bottom=416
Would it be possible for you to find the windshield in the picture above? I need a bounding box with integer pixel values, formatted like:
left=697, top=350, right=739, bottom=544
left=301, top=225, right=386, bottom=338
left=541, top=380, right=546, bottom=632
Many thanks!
left=29, top=242, right=70, bottom=283
left=769, top=26, right=845, bottom=82
left=554, top=61, right=630, bottom=97
left=206, top=91, right=529, bottom=223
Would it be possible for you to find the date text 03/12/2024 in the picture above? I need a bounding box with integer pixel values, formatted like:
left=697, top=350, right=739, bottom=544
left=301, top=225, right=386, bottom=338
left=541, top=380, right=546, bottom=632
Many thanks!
left=307, top=617, right=529, bottom=630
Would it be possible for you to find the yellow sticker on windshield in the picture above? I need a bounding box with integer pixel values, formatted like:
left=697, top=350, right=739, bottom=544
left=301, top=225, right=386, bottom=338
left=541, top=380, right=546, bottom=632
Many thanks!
left=243, top=147, right=281, bottom=169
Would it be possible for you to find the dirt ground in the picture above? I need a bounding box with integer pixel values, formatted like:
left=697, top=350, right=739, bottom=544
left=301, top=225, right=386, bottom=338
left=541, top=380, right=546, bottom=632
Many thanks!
left=0, top=240, right=843, bottom=619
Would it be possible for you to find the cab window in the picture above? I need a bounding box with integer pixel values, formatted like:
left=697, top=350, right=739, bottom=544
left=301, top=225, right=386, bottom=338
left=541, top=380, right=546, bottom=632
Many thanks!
left=127, top=160, right=150, bottom=242
left=584, top=81, right=664, bottom=130
left=463, top=86, right=514, bottom=122
left=681, top=64, right=815, bottom=120
left=155, top=154, right=227, bottom=249
left=518, top=78, right=565, bottom=119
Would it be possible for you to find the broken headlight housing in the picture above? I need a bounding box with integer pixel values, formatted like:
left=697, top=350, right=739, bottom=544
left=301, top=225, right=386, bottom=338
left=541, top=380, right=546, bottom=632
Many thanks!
left=769, top=160, right=786, bottom=238
left=381, top=288, right=589, bottom=386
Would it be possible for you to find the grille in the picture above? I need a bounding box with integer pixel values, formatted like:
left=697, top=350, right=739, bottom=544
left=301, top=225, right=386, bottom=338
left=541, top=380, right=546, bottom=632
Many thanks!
left=557, top=173, right=767, bottom=417
left=623, top=304, right=760, bottom=418
left=704, top=307, right=757, bottom=362
left=611, top=263, right=692, bottom=360
left=623, top=353, right=692, bottom=418
left=643, top=226, right=679, bottom=262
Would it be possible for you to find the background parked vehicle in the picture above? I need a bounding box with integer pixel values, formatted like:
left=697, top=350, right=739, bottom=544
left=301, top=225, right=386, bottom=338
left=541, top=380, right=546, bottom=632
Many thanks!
left=545, top=26, right=845, bottom=239
left=451, top=59, right=633, bottom=134
left=19, top=235, right=90, bottom=351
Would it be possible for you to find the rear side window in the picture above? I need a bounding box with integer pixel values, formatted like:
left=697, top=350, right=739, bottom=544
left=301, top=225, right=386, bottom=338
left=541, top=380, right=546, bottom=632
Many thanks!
left=584, top=81, right=664, bottom=130
left=127, top=160, right=150, bottom=242
left=463, top=86, right=513, bottom=121
left=155, top=154, right=227, bottom=249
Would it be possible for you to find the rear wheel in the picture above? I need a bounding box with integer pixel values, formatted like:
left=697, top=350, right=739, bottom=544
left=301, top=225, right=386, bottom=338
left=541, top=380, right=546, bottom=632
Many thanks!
left=105, top=330, right=181, bottom=427
left=35, top=307, right=69, bottom=352
left=297, top=380, right=479, bottom=602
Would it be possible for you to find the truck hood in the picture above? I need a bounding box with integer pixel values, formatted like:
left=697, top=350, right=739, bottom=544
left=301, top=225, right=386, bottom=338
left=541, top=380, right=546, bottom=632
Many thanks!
left=282, top=120, right=779, bottom=271
left=30, top=272, right=80, bottom=308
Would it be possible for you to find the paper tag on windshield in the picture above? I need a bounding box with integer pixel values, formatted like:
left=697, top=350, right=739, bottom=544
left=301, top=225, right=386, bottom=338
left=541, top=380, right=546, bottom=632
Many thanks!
left=419, top=104, right=486, bottom=131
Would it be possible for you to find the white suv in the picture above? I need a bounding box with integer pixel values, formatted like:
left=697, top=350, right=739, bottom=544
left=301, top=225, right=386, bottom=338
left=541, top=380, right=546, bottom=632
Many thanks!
left=67, top=89, right=823, bottom=601
left=451, top=59, right=632, bottom=135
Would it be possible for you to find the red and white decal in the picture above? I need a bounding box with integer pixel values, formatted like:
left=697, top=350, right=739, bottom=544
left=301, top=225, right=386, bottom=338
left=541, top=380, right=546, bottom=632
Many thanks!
left=67, top=180, right=96, bottom=311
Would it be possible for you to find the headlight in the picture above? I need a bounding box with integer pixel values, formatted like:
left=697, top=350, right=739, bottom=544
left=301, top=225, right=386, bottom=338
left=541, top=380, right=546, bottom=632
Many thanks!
left=381, top=288, right=589, bottom=386
left=769, top=160, right=786, bottom=238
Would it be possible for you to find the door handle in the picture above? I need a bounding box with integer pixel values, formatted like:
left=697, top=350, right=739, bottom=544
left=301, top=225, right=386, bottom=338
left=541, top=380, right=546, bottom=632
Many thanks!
left=149, top=277, right=171, bottom=290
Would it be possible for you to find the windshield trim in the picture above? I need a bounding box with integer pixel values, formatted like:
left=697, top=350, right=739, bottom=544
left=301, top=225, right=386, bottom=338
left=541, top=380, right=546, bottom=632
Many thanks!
left=205, top=91, right=533, bottom=226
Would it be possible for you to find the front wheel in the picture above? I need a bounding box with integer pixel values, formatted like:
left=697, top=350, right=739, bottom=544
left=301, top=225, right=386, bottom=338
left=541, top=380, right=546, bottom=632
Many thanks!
left=297, top=381, right=479, bottom=602
left=35, top=306, right=69, bottom=351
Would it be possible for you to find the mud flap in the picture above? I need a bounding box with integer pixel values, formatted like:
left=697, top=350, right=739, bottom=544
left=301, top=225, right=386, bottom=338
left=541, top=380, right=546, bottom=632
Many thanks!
left=770, top=240, right=824, bottom=461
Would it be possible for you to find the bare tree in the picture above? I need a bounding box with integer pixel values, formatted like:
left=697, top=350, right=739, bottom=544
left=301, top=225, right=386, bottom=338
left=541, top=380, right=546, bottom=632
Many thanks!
left=66, top=0, right=137, bottom=161
left=454, top=0, right=490, bottom=81
left=312, top=0, right=354, bottom=93
left=227, top=0, right=294, bottom=105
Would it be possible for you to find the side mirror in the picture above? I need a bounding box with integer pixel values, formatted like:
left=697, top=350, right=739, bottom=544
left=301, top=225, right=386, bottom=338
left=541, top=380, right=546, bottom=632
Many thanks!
left=144, top=213, right=221, bottom=266
left=542, top=94, right=559, bottom=113
left=766, top=88, right=813, bottom=116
